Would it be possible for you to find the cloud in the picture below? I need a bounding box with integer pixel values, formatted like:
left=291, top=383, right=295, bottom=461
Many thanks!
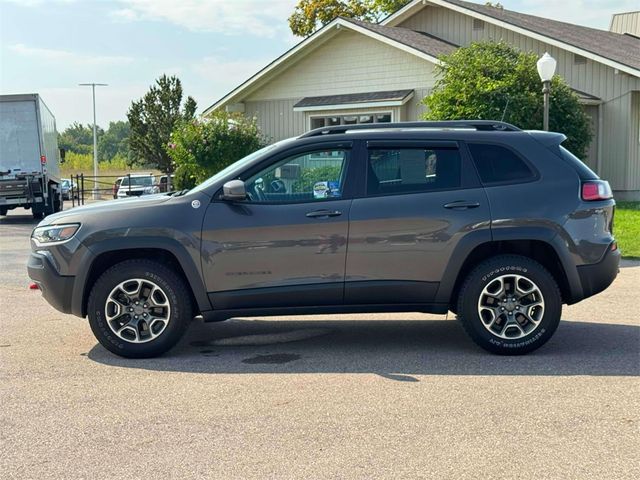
left=0, top=0, right=77, bottom=6
left=7, top=44, right=135, bottom=67
left=113, top=0, right=298, bottom=37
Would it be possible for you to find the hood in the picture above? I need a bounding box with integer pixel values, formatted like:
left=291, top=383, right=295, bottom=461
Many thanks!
left=40, top=194, right=173, bottom=226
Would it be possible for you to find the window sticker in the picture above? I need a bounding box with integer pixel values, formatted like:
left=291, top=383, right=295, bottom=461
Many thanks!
left=313, top=181, right=341, bottom=199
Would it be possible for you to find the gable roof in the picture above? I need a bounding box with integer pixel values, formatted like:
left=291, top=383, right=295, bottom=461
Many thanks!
left=203, top=17, right=449, bottom=115
left=384, top=0, right=640, bottom=76
left=344, top=17, right=457, bottom=58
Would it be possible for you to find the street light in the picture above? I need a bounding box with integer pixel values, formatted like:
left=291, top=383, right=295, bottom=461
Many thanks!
left=79, top=83, right=107, bottom=199
left=536, top=52, right=556, bottom=131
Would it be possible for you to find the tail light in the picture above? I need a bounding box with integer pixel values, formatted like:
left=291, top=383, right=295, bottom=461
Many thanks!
left=581, top=180, right=612, bottom=201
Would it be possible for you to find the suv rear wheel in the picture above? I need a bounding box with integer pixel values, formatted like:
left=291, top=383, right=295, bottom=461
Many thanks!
left=457, top=255, right=561, bottom=355
left=87, top=259, right=193, bottom=358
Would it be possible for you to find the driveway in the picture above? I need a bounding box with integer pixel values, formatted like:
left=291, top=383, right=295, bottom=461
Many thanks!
left=1, top=209, right=638, bottom=479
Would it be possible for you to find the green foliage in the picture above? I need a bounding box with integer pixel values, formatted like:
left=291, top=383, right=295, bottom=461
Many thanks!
left=288, top=0, right=410, bottom=37
left=422, top=41, right=592, bottom=159
left=98, top=121, right=130, bottom=163
left=58, top=122, right=103, bottom=156
left=128, top=75, right=197, bottom=176
left=292, top=166, right=342, bottom=193
left=167, top=111, right=265, bottom=190
left=61, top=151, right=130, bottom=172
left=615, top=202, right=640, bottom=259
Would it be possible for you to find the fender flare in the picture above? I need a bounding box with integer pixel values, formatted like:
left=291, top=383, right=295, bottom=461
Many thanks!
left=72, top=234, right=211, bottom=317
left=435, top=226, right=583, bottom=304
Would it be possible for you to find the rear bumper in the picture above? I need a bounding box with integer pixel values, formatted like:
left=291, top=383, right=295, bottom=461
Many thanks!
left=27, top=251, right=75, bottom=314
left=576, top=245, right=620, bottom=301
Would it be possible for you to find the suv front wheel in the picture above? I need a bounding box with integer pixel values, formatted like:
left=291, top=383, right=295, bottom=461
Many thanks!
left=457, top=255, right=561, bottom=355
left=87, top=259, right=193, bottom=358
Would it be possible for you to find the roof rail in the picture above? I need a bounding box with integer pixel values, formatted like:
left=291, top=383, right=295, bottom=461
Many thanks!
left=299, top=120, right=521, bottom=138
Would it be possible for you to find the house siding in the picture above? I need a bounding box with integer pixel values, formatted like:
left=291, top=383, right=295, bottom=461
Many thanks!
left=245, top=30, right=436, bottom=102
left=629, top=91, right=640, bottom=191
left=399, top=6, right=640, bottom=191
left=610, top=11, right=640, bottom=36
left=244, top=99, right=306, bottom=143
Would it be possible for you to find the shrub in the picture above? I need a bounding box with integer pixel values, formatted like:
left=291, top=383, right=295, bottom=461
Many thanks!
left=423, top=41, right=592, bottom=158
left=168, top=111, right=265, bottom=189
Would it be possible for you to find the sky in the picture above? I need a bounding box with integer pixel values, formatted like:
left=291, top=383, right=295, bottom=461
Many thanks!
left=1, top=0, right=638, bottom=130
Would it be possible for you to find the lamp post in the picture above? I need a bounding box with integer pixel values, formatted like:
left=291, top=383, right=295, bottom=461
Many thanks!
left=79, top=83, right=107, bottom=199
left=536, top=52, right=556, bottom=131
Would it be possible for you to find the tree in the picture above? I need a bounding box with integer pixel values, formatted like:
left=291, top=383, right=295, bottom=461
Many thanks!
left=289, top=0, right=410, bottom=37
left=167, top=111, right=265, bottom=190
left=98, top=121, right=130, bottom=163
left=127, top=75, right=197, bottom=182
left=58, top=122, right=102, bottom=155
left=422, top=41, right=592, bottom=158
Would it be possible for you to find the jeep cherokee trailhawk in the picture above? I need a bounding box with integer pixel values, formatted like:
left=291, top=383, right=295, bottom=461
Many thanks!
left=28, top=121, right=619, bottom=357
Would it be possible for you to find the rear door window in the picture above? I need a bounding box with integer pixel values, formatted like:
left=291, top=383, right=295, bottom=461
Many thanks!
left=366, top=148, right=461, bottom=195
left=467, top=143, right=535, bottom=184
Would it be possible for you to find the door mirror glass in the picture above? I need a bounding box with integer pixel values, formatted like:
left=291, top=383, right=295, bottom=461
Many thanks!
left=222, top=179, right=247, bottom=201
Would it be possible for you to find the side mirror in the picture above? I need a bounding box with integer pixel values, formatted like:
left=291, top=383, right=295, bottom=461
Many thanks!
left=59, top=148, right=66, bottom=163
left=221, top=179, right=247, bottom=201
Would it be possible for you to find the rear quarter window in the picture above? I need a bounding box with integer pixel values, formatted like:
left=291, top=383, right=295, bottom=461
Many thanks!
left=467, top=143, right=535, bottom=184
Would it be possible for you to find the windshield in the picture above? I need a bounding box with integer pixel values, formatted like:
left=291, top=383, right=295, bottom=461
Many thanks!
left=61, top=180, right=70, bottom=187
left=121, top=176, right=154, bottom=186
left=188, top=139, right=296, bottom=195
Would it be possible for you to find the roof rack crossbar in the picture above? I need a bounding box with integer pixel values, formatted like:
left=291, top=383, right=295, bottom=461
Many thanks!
left=299, top=120, right=521, bottom=138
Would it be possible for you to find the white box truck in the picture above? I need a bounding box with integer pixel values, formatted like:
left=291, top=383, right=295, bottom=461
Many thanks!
left=0, top=94, right=64, bottom=218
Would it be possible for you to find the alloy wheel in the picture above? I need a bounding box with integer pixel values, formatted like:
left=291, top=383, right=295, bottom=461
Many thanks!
left=104, top=278, right=171, bottom=343
left=477, top=274, right=545, bottom=340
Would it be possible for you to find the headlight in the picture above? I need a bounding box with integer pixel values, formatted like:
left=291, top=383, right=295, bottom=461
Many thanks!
left=144, top=186, right=160, bottom=194
left=32, top=223, right=81, bottom=246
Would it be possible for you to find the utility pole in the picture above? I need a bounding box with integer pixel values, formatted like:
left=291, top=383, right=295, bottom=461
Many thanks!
left=79, top=83, right=107, bottom=199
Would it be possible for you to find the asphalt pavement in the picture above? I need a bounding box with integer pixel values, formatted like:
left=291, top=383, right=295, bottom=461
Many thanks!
left=1, top=208, right=638, bottom=479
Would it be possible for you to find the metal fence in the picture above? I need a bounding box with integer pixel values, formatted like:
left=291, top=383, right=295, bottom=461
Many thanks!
left=68, top=173, right=159, bottom=206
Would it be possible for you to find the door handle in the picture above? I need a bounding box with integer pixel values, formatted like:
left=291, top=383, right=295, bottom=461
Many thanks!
left=443, top=201, right=480, bottom=210
left=306, top=209, right=342, bottom=218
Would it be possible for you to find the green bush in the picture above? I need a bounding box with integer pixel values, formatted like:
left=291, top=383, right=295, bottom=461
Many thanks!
left=292, top=166, right=342, bottom=193
left=423, top=41, right=592, bottom=159
left=168, top=111, right=265, bottom=190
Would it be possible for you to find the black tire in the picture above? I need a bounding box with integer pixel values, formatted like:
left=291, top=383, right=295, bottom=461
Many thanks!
left=87, top=259, right=193, bottom=358
left=0, top=207, right=7, bottom=216
left=32, top=210, right=45, bottom=220
left=457, top=255, right=561, bottom=355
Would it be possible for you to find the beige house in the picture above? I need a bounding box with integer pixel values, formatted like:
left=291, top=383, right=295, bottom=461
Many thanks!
left=204, top=0, right=640, bottom=200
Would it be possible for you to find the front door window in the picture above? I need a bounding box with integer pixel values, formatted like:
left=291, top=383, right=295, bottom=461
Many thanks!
left=244, top=149, right=349, bottom=203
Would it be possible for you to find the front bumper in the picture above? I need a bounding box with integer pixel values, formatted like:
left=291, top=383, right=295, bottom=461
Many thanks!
left=576, top=244, right=620, bottom=300
left=27, top=251, right=76, bottom=314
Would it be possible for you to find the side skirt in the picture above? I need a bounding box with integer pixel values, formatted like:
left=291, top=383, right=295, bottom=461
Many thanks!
left=200, top=303, right=449, bottom=323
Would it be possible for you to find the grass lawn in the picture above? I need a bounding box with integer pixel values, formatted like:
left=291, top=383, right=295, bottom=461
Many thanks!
left=616, top=202, right=640, bottom=259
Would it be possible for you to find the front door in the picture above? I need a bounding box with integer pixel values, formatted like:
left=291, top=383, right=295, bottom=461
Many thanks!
left=201, top=146, right=353, bottom=310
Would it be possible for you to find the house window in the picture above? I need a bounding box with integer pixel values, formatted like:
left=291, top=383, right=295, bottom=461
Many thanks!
left=574, top=54, right=587, bottom=65
left=309, top=111, right=393, bottom=129
left=473, top=19, right=484, bottom=31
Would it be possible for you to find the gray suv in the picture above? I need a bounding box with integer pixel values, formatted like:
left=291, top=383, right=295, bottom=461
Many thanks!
left=27, top=121, right=620, bottom=358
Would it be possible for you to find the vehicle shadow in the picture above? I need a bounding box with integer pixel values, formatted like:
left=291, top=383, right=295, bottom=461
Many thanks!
left=87, top=318, right=639, bottom=378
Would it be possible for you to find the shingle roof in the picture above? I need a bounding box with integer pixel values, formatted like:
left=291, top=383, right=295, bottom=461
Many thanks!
left=294, top=89, right=414, bottom=108
left=443, top=0, right=640, bottom=73
left=342, top=17, right=458, bottom=59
